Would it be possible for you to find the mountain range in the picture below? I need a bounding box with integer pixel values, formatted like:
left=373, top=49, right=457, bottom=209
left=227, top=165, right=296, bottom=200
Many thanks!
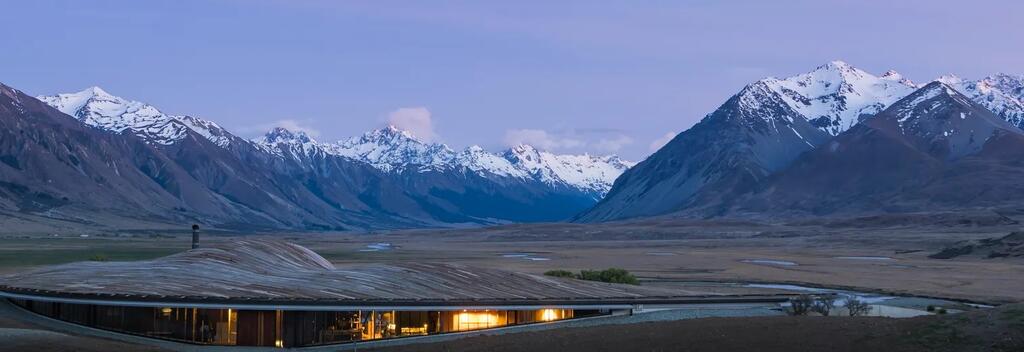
left=579, top=61, right=1024, bottom=222
left=3, top=60, right=1023, bottom=231
left=0, top=85, right=630, bottom=231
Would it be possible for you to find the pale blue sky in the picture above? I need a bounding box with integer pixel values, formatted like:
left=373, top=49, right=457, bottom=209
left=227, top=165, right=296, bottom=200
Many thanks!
left=2, top=0, right=1021, bottom=159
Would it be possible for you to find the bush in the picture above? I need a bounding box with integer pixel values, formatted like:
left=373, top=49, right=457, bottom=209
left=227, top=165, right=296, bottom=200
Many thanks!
left=578, top=268, right=640, bottom=285
left=845, top=297, right=872, bottom=316
left=544, top=268, right=639, bottom=285
left=789, top=294, right=815, bottom=316
left=543, top=270, right=576, bottom=278
left=937, top=308, right=948, bottom=315
left=927, top=305, right=936, bottom=312
left=812, top=295, right=838, bottom=316
left=88, top=254, right=109, bottom=262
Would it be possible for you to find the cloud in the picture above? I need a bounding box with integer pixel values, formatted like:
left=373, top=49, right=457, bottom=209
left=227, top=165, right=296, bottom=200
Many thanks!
left=649, top=132, right=676, bottom=152
left=593, top=135, right=634, bottom=153
left=387, top=107, right=437, bottom=142
left=503, top=129, right=584, bottom=151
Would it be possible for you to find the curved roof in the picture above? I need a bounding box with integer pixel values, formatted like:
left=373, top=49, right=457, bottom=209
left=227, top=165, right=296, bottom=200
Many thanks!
left=0, top=240, right=685, bottom=305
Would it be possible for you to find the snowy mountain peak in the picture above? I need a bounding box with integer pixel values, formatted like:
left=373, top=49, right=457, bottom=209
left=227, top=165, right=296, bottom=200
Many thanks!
left=937, top=74, right=964, bottom=85
left=383, top=124, right=420, bottom=141
left=880, top=70, right=916, bottom=86
left=82, top=86, right=113, bottom=98
left=900, top=81, right=970, bottom=109
left=817, top=60, right=854, bottom=71
left=758, top=60, right=917, bottom=135
left=324, top=126, right=455, bottom=173
left=885, top=81, right=1018, bottom=159
left=504, top=144, right=542, bottom=162
left=497, top=145, right=634, bottom=197
left=891, top=81, right=986, bottom=126
left=250, top=127, right=328, bottom=161
left=939, top=73, right=1024, bottom=129
left=260, top=127, right=314, bottom=144
left=39, top=87, right=183, bottom=144
left=292, top=125, right=634, bottom=196
left=39, top=88, right=237, bottom=147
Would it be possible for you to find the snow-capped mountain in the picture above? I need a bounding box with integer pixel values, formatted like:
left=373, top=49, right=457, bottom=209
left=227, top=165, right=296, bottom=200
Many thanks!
left=582, top=61, right=1024, bottom=222
left=579, top=61, right=1023, bottom=222
left=760, top=60, right=918, bottom=136
left=253, top=125, right=633, bottom=197
left=324, top=126, right=456, bottom=173
left=731, top=81, right=1024, bottom=217
left=501, top=144, right=635, bottom=196
left=253, top=127, right=329, bottom=161
left=38, top=87, right=237, bottom=147
left=938, top=73, right=1024, bottom=129
left=25, top=86, right=633, bottom=228
left=889, top=82, right=1017, bottom=159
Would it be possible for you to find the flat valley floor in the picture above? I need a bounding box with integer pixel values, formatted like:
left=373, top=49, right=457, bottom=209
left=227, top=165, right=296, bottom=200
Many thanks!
left=2, top=212, right=1023, bottom=351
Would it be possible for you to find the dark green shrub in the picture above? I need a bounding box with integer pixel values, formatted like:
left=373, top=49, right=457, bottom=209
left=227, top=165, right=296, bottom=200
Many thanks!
left=578, top=268, right=639, bottom=285
left=544, top=268, right=639, bottom=285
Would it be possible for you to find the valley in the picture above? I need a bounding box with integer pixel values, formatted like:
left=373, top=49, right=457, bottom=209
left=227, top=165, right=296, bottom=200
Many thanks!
left=3, top=213, right=1022, bottom=304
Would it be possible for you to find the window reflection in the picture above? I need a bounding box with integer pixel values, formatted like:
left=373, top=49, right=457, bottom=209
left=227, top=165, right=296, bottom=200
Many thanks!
left=10, top=299, right=599, bottom=347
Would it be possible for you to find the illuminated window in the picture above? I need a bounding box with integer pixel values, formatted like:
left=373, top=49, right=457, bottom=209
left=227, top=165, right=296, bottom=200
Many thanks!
left=540, top=309, right=558, bottom=321
left=453, top=311, right=499, bottom=331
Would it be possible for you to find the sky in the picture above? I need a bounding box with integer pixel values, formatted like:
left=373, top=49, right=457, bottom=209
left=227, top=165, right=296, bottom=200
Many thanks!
left=1, top=0, right=1021, bottom=160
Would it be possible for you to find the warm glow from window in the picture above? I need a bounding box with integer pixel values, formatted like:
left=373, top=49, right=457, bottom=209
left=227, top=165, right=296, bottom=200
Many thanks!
left=400, top=324, right=429, bottom=335
left=454, top=311, right=498, bottom=331
left=540, top=309, right=558, bottom=321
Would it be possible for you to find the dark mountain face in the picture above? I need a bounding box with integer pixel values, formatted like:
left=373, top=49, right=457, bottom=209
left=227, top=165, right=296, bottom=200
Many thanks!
left=254, top=129, right=600, bottom=226
left=0, top=83, right=604, bottom=231
left=2, top=80, right=634, bottom=231
left=0, top=83, right=229, bottom=224
left=394, top=168, right=598, bottom=223
left=731, top=82, right=1024, bottom=217
left=576, top=81, right=830, bottom=221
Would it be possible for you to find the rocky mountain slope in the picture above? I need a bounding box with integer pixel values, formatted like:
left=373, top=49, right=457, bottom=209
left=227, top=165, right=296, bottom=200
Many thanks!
left=0, top=85, right=633, bottom=230
left=254, top=127, right=626, bottom=222
left=731, top=82, right=1024, bottom=217
left=930, top=231, right=1024, bottom=259
left=578, top=61, right=900, bottom=221
left=0, top=83, right=263, bottom=228
left=579, top=62, right=1024, bottom=222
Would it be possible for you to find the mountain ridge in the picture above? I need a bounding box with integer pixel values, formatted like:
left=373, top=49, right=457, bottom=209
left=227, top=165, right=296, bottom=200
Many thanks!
left=579, top=61, right=1024, bottom=222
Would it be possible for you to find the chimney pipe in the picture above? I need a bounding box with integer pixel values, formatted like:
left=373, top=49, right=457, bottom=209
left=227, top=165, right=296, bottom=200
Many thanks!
left=191, top=224, right=200, bottom=249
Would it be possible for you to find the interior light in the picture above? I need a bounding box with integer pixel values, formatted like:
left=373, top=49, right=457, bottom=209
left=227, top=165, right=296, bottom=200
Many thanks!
left=540, top=309, right=558, bottom=321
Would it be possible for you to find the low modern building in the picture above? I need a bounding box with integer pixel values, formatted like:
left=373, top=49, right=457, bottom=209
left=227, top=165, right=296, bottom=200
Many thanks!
left=0, top=240, right=789, bottom=348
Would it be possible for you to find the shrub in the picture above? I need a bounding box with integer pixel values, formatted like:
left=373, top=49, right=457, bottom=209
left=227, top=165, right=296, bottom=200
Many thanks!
left=812, top=295, right=838, bottom=316
left=937, top=308, right=948, bottom=315
left=845, top=297, right=872, bottom=316
left=927, top=305, right=936, bottom=312
left=544, top=268, right=639, bottom=285
left=578, top=268, right=639, bottom=285
left=88, top=254, right=109, bottom=262
left=789, top=294, right=815, bottom=316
